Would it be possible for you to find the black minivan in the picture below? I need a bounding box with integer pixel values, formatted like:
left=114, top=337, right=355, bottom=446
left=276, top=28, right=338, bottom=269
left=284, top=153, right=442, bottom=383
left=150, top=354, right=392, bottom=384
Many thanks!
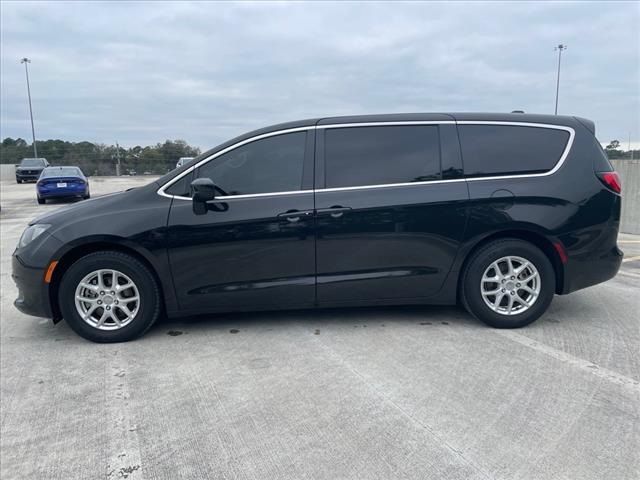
left=12, top=113, right=623, bottom=342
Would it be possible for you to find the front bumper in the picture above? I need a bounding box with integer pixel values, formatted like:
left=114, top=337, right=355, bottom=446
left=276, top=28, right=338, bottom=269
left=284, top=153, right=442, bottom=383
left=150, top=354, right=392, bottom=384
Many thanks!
left=16, top=173, right=41, bottom=181
left=12, top=254, right=53, bottom=319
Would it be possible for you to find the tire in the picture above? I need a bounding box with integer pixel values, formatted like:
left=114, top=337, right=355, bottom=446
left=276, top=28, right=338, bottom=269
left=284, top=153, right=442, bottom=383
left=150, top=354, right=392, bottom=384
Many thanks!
left=58, top=251, right=161, bottom=342
left=16, top=179, right=22, bottom=184
left=83, top=192, right=90, bottom=200
left=37, top=197, right=45, bottom=204
left=460, top=239, right=555, bottom=328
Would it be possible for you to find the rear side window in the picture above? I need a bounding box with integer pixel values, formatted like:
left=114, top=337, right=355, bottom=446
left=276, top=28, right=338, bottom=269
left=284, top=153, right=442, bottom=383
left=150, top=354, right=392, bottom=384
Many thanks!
left=593, top=137, right=614, bottom=172
left=458, top=125, right=570, bottom=177
left=197, top=131, right=306, bottom=196
left=324, top=125, right=440, bottom=188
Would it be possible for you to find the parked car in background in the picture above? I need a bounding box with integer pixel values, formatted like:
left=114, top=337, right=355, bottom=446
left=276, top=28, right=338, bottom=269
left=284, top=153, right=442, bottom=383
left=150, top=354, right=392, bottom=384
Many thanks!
left=12, top=113, right=622, bottom=342
left=36, top=166, right=90, bottom=204
left=176, top=157, right=194, bottom=169
left=15, top=158, right=50, bottom=183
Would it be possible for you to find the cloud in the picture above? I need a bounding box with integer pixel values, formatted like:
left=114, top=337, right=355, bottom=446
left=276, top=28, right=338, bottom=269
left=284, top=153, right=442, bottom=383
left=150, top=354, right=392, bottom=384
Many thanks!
left=1, top=0, right=638, bottom=148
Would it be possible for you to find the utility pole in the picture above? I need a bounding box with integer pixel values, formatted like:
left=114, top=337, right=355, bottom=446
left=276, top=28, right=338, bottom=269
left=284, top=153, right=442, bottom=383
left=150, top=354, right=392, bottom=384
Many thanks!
left=116, top=141, right=121, bottom=176
left=20, top=58, right=38, bottom=158
left=554, top=44, right=567, bottom=115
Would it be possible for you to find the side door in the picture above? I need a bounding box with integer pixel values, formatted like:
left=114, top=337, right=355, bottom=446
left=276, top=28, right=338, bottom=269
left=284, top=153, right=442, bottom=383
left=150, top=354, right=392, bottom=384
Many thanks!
left=314, top=122, right=469, bottom=305
left=165, top=129, right=316, bottom=314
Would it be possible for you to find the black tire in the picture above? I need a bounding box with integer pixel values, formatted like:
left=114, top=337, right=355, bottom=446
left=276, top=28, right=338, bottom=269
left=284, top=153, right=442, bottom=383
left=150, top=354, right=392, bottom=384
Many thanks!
left=58, top=251, right=161, bottom=342
left=16, top=179, right=22, bottom=184
left=83, top=192, right=90, bottom=200
left=37, top=197, right=45, bottom=204
left=460, top=239, right=555, bottom=328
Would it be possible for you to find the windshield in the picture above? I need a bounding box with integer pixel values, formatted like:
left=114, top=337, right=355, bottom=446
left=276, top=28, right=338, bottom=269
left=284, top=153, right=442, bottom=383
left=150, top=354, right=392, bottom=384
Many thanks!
left=20, top=158, right=46, bottom=167
left=41, top=167, right=83, bottom=178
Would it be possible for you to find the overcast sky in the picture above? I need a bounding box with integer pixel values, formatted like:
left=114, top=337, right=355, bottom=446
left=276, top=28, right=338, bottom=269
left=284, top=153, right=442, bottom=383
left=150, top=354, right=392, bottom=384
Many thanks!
left=1, top=1, right=639, bottom=149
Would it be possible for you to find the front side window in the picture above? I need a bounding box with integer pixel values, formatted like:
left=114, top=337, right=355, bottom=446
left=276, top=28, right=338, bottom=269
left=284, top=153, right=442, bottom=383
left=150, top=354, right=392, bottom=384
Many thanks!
left=196, top=131, right=307, bottom=196
left=324, top=125, right=441, bottom=188
left=458, top=125, right=570, bottom=177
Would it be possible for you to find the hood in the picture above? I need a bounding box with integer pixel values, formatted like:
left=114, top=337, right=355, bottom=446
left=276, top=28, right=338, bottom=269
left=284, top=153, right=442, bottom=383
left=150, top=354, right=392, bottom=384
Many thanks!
left=17, top=165, right=45, bottom=171
left=30, top=182, right=159, bottom=226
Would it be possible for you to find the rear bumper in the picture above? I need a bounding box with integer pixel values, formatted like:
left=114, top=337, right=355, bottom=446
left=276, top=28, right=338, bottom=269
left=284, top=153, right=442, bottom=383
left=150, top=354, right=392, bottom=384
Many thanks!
left=11, top=254, right=52, bottom=319
left=561, top=245, right=623, bottom=294
left=38, top=186, right=88, bottom=198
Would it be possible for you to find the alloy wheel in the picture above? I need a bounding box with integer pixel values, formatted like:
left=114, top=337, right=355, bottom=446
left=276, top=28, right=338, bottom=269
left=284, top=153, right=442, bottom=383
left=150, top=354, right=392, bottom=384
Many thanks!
left=74, top=269, right=140, bottom=330
left=480, top=256, right=541, bottom=315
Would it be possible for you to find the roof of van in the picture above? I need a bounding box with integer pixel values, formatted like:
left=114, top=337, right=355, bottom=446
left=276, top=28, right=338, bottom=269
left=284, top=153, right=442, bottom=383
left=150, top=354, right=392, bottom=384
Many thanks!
left=210, top=112, right=590, bottom=151
left=229, top=112, right=588, bottom=138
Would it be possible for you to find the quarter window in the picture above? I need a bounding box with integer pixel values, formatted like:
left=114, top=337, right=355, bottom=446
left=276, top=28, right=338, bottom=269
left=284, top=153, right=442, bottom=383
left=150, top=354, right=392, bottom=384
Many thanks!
left=197, top=131, right=307, bottom=195
left=458, top=125, right=570, bottom=177
left=324, top=125, right=441, bottom=188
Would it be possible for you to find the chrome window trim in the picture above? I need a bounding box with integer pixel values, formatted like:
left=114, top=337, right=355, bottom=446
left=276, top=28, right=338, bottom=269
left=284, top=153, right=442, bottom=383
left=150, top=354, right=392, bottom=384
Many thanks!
left=158, top=120, right=575, bottom=200
left=316, top=178, right=465, bottom=193
left=318, top=120, right=455, bottom=129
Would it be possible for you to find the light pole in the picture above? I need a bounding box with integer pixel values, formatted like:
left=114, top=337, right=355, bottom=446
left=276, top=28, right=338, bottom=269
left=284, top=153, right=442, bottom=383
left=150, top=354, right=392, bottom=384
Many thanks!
left=554, top=44, right=567, bottom=115
left=20, top=57, right=38, bottom=158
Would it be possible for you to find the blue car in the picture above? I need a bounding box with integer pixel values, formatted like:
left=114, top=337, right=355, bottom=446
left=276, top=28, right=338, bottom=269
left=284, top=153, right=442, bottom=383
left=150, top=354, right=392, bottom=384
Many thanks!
left=36, top=166, right=90, bottom=204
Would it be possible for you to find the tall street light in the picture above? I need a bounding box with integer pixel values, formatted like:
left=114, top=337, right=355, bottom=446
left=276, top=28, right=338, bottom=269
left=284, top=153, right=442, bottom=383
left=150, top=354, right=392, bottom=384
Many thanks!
left=20, top=57, right=38, bottom=158
left=554, top=44, right=567, bottom=115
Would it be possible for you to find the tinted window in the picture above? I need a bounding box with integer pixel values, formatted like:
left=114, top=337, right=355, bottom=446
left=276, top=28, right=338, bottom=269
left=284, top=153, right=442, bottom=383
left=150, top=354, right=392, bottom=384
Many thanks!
left=458, top=125, right=570, bottom=177
left=21, top=158, right=46, bottom=167
left=324, top=126, right=441, bottom=188
left=41, top=167, right=82, bottom=177
left=165, top=171, right=192, bottom=197
left=197, top=132, right=306, bottom=195
left=593, top=137, right=614, bottom=172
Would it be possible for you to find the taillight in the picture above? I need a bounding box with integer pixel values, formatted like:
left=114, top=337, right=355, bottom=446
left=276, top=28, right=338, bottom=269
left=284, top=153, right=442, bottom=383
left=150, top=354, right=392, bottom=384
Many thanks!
left=596, top=171, right=621, bottom=194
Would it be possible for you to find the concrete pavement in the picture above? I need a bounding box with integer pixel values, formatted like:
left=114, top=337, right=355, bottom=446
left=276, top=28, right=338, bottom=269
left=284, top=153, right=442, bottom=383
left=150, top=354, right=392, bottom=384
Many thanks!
left=1, top=177, right=639, bottom=479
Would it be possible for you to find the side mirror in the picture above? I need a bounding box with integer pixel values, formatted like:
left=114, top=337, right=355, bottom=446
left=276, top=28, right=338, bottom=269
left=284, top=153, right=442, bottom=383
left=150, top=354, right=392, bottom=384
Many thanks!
left=191, top=178, right=216, bottom=215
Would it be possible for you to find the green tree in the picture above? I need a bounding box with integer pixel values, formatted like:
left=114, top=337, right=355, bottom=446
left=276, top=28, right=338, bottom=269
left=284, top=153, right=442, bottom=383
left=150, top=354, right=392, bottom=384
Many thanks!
left=606, top=140, right=620, bottom=150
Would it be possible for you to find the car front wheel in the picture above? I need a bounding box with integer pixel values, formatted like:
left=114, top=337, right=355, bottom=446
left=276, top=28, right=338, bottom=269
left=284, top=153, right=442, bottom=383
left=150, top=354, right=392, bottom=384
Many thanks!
left=58, top=251, right=161, bottom=342
left=461, top=239, right=555, bottom=328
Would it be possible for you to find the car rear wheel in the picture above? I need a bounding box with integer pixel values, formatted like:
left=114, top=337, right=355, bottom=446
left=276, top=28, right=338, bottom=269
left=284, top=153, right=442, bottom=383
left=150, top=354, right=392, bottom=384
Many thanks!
left=461, top=239, right=555, bottom=328
left=37, top=197, right=45, bottom=204
left=58, top=251, right=161, bottom=342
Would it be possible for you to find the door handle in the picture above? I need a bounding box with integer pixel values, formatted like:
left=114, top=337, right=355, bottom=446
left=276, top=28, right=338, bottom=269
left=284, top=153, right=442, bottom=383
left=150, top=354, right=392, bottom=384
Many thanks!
left=277, top=210, right=312, bottom=223
left=316, top=206, right=352, bottom=218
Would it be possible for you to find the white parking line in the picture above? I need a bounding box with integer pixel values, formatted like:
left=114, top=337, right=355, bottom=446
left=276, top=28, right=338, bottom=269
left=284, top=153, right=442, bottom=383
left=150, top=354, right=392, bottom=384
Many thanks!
left=617, top=270, right=640, bottom=279
left=495, top=330, right=640, bottom=394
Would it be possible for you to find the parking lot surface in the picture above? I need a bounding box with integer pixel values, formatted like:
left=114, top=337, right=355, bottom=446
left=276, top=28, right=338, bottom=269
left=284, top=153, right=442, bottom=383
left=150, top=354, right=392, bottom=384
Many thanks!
left=1, top=177, right=639, bottom=480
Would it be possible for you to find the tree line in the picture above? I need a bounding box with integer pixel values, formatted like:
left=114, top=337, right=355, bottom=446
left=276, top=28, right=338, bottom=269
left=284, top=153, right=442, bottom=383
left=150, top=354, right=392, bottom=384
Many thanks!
left=0, top=137, right=637, bottom=175
left=604, top=140, right=639, bottom=160
left=0, top=138, right=201, bottom=175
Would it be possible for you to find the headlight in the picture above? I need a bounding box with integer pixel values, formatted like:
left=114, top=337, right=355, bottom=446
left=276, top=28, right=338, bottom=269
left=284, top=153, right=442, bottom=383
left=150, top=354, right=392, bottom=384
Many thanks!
left=18, top=224, right=51, bottom=249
